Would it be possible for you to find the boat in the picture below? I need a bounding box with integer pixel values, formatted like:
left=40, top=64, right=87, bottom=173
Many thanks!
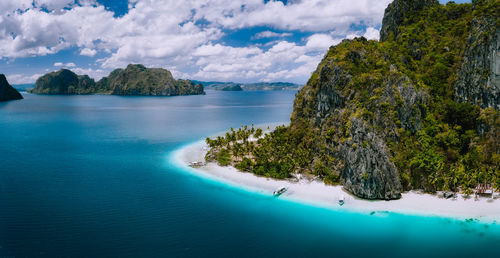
left=339, top=195, right=345, bottom=206
left=273, top=186, right=288, bottom=196
left=189, top=161, right=205, bottom=168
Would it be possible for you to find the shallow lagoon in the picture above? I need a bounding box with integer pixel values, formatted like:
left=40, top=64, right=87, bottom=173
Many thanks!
left=0, top=91, right=499, bottom=257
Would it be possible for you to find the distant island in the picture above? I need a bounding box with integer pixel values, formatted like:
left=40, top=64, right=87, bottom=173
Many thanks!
left=193, top=81, right=301, bottom=91
left=29, top=64, right=205, bottom=96
left=202, top=0, right=500, bottom=200
left=0, top=74, right=23, bottom=102
left=12, top=84, right=34, bottom=91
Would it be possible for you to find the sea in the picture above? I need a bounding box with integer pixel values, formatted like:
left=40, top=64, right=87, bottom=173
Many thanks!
left=0, top=91, right=499, bottom=257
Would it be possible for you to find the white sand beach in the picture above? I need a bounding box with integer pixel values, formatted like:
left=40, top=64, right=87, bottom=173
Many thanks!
left=172, top=140, right=500, bottom=222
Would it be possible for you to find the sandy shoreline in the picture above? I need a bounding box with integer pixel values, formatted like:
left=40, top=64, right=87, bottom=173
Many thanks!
left=171, top=140, right=500, bottom=223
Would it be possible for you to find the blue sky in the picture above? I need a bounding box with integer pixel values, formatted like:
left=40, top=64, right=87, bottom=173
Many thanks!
left=0, top=0, right=471, bottom=85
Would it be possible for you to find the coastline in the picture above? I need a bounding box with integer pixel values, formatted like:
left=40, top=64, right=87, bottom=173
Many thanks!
left=171, top=140, right=500, bottom=223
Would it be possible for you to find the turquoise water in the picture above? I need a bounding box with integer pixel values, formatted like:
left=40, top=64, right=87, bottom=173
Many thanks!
left=0, top=91, right=499, bottom=257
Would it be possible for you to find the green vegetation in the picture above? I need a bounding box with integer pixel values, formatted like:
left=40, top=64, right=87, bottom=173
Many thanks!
left=98, top=64, right=204, bottom=96
left=29, top=69, right=97, bottom=95
left=205, top=0, right=499, bottom=193
left=30, top=64, right=205, bottom=96
left=205, top=125, right=326, bottom=180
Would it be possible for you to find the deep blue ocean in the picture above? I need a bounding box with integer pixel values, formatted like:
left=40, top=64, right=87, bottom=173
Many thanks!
left=0, top=91, right=499, bottom=257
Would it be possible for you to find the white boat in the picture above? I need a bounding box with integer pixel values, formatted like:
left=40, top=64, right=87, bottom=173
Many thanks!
left=273, top=186, right=288, bottom=196
left=189, top=161, right=205, bottom=167
left=339, top=195, right=345, bottom=206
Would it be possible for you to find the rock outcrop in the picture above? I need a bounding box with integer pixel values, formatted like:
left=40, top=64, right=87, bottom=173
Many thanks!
left=0, top=74, right=23, bottom=101
left=30, top=64, right=205, bottom=96
left=288, top=0, right=483, bottom=199
left=455, top=0, right=500, bottom=109
left=290, top=39, right=409, bottom=200
left=205, top=0, right=500, bottom=200
left=341, top=118, right=402, bottom=200
left=29, top=69, right=96, bottom=95
left=97, top=64, right=204, bottom=96
left=380, top=0, right=439, bottom=41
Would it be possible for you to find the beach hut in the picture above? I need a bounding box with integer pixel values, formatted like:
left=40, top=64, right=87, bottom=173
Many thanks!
left=475, top=183, right=493, bottom=196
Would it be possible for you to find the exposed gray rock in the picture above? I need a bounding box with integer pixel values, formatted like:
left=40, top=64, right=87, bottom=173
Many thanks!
left=382, top=74, right=427, bottom=133
left=0, top=74, right=23, bottom=101
left=380, top=0, right=439, bottom=41
left=314, top=64, right=349, bottom=124
left=341, top=118, right=402, bottom=200
left=455, top=8, right=500, bottom=109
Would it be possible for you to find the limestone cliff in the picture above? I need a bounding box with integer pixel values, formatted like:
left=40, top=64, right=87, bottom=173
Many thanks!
left=455, top=0, right=500, bottom=109
left=288, top=0, right=499, bottom=199
left=290, top=39, right=426, bottom=199
left=380, top=0, right=439, bottom=42
left=206, top=0, right=499, bottom=200
left=0, top=74, right=23, bottom=101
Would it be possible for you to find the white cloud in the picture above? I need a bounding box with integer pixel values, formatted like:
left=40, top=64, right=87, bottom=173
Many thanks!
left=305, top=34, right=342, bottom=51
left=0, top=0, right=390, bottom=83
left=71, top=67, right=108, bottom=80
left=54, top=62, right=76, bottom=67
left=197, top=0, right=392, bottom=33
left=0, top=1, right=32, bottom=15
left=80, top=48, right=97, bottom=57
left=190, top=38, right=327, bottom=83
left=5, top=73, right=43, bottom=84
left=252, top=31, right=293, bottom=40
left=363, top=27, right=380, bottom=40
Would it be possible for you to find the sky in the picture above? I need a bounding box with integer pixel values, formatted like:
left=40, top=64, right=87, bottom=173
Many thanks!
left=0, top=0, right=471, bottom=85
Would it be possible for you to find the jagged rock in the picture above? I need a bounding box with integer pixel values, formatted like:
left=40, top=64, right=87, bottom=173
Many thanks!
left=0, top=74, right=23, bottom=101
left=290, top=39, right=408, bottom=200
left=382, top=74, right=427, bottom=133
left=341, top=118, right=402, bottom=200
left=380, top=0, right=439, bottom=41
left=455, top=1, right=500, bottom=109
left=314, top=64, right=348, bottom=124
left=29, top=69, right=96, bottom=95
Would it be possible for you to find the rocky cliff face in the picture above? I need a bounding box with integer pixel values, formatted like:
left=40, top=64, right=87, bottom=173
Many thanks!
left=380, top=0, right=439, bottom=41
left=204, top=0, right=499, bottom=199
left=287, top=0, right=500, bottom=200
left=29, top=69, right=96, bottom=95
left=341, top=118, right=402, bottom=200
left=0, top=74, right=23, bottom=101
left=455, top=0, right=500, bottom=109
left=290, top=39, right=415, bottom=200
left=97, top=64, right=205, bottom=96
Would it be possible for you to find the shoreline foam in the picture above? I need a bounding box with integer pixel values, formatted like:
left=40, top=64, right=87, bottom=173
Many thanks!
left=171, top=140, right=500, bottom=223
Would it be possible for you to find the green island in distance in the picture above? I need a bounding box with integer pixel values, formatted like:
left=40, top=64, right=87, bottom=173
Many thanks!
left=22, top=65, right=301, bottom=95
left=194, top=81, right=302, bottom=91
left=28, top=64, right=205, bottom=96
left=205, top=0, right=500, bottom=200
